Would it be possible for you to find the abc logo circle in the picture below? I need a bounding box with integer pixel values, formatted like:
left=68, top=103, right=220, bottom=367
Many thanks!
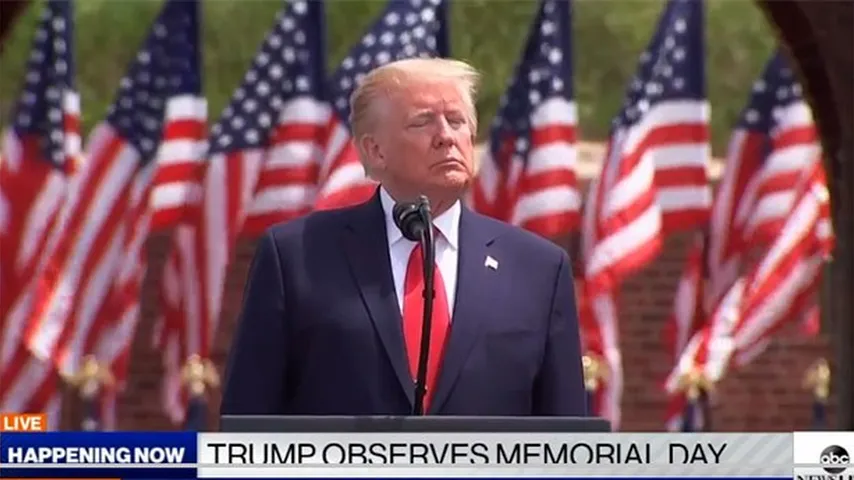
left=820, top=445, right=849, bottom=474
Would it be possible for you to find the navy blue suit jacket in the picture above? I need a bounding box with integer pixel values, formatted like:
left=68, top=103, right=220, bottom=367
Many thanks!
left=220, top=190, right=587, bottom=416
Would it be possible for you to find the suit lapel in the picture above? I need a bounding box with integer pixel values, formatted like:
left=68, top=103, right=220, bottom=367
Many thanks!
left=342, top=192, right=414, bottom=406
left=429, top=207, right=498, bottom=413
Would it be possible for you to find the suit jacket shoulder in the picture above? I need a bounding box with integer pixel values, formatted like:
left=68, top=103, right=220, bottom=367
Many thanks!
left=264, top=200, right=370, bottom=252
left=266, top=206, right=347, bottom=239
left=465, top=210, right=572, bottom=271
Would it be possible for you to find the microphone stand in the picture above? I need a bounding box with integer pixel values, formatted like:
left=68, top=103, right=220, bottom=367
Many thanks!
left=412, top=197, right=435, bottom=416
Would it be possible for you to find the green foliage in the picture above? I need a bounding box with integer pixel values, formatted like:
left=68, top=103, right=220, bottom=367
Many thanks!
left=0, top=0, right=779, bottom=155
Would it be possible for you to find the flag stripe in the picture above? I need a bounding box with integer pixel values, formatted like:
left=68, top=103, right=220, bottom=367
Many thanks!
left=475, top=3, right=579, bottom=237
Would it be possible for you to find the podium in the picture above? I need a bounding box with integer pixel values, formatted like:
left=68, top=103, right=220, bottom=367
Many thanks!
left=219, top=415, right=611, bottom=433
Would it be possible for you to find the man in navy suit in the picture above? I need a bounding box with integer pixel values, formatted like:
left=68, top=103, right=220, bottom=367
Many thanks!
left=221, top=58, right=587, bottom=416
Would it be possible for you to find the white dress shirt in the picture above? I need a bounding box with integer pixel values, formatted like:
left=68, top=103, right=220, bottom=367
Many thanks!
left=380, top=187, right=460, bottom=318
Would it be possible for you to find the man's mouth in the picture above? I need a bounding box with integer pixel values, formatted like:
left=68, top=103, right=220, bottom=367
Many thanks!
left=436, top=157, right=463, bottom=166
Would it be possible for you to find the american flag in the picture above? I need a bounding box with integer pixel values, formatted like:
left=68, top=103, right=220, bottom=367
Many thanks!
left=0, top=0, right=79, bottom=424
left=20, top=0, right=204, bottom=429
left=662, top=51, right=821, bottom=429
left=729, top=52, right=821, bottom=255
left=582, top=0, right=712, bottom=294
left=664, top=232, right=708, bottom=361
left=313, top=0, right=449, bottom=210
left=575, top=282, right=623, bottom=429
left=665, top=52, right=818, bottom=364
left=661, top=232, right=709, bottom=431
left=155, top=0, right=329, bottom=424
left=702, top=51, right=820, bottom=315
left=580, top=0, right=710, bottom=429
left=472, top=0, right=579, bottom=238
left=240, top=2, right=331, bottom=235
left=727, top=164, right=832, bottom=368
left=665, top=158, right=832, bottom=396
left=626, top=0, right=710, bottom=231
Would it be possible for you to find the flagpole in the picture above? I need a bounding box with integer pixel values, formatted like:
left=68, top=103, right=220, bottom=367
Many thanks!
left=68, top=355, right=114, bottom=431
left=676, top=365, right=713, bottom=432
left=582, top=354, right=608, bottom=420
left=803, top=358, right=830, bottom=429
left=181, top=354, right=219, bottom=430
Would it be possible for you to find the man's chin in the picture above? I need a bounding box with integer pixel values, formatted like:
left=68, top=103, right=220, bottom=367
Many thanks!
left=426, top=175, right=471, bottom=199
left=392, top=172, right=472, bottom=199
left=440, top=168, right=472, bottom=183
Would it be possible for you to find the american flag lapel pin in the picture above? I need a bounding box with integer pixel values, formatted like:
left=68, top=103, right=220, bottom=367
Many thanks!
left=484, top=255, right=499, bottom=271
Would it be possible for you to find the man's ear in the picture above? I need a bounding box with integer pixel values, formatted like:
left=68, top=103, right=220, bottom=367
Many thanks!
left=359, top=134, right=386, bottom=173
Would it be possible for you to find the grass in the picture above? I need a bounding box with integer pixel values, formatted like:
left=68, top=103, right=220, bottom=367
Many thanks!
left=0, top=0, right=779, bottom=155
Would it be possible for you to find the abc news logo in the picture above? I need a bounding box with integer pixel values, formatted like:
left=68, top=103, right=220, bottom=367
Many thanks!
left=822, top=446, right=851, bottom=475
left=797, top=445, right=853, bottom=480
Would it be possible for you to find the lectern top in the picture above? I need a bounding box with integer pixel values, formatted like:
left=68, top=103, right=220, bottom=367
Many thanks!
left=219, top=415, right=611, bottom=433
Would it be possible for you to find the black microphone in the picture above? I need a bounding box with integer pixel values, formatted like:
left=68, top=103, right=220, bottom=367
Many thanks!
left=392, top=195, right=435, bottom=416
left=392, top=201, right=427, bottom=242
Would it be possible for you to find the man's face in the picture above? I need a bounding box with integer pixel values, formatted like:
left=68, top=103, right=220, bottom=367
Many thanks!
left=365, top=78, right=476, bottom=200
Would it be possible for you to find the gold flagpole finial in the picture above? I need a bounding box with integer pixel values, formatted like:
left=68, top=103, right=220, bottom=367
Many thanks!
left=68, top=355, right=115, bottom=399
left=676, top=365, right=713, bottom=401
left=181, top=354, right=220, bottom=397
left=803, top=358, right=831, bottom=401
left=582, top=354, right=609, bottom=392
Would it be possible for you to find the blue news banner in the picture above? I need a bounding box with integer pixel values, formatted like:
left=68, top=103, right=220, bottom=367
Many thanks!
left=0, top=431, right=795, bottom=480
left=0, top=432, right=196, bottom=478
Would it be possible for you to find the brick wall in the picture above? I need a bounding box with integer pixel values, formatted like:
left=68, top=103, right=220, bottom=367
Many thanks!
left=61, top=184, right=837, bottom=431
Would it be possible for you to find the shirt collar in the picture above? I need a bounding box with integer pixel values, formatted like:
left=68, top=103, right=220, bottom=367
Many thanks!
left=380, top=186, right=460, bottom=250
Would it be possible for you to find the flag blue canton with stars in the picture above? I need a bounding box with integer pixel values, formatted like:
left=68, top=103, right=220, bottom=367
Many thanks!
left=328, top=0, right=449, bottom=126
left=105, top=0, right=201, bottom=163
left=736, top=51, right=805, bottom=134
left=613, top=0, right=705, bottom=130
left=488, top=0, right=574, bottom=160
left=12, top=0, right=76, bottom=169
left=208, top=0, right=327, bottom=156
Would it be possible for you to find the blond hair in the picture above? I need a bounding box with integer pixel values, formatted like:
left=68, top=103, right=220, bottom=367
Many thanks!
left=348, top=57, right=481, bottom=178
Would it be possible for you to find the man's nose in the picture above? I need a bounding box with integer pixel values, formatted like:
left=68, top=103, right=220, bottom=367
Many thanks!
left=433, top=118, right=454, bottom=147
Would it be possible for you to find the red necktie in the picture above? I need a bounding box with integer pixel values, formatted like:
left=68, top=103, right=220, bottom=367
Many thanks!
left=402, top=241, right=451, bottom=412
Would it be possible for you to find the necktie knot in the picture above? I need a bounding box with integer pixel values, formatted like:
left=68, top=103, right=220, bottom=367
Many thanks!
left=407, top=227, right=441, bottom=265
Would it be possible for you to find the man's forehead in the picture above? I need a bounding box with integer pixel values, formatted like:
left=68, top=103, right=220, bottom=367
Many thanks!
left=394, top=81, right=467, bottom=109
